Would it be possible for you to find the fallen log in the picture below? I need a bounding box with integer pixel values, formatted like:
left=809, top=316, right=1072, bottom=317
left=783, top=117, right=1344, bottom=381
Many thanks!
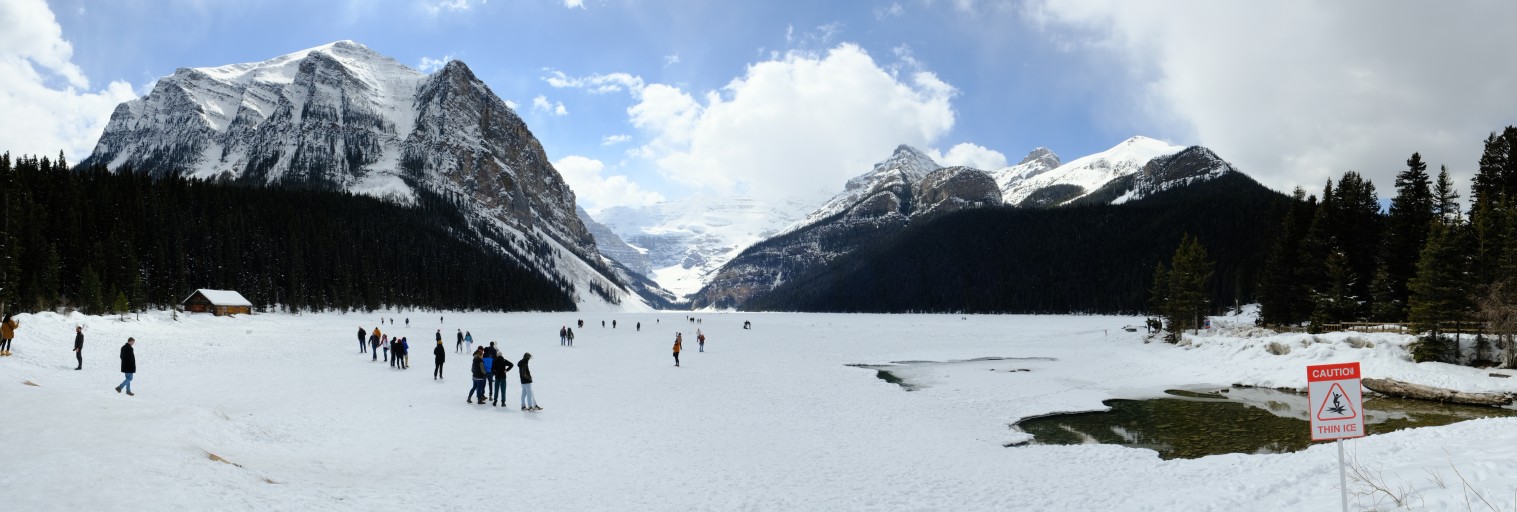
left=1361, top=378, right=1514, bottom=406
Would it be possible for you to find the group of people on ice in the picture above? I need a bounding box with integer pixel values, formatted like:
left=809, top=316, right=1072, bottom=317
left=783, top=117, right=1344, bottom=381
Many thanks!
left=464, top=344, right=539, bottom=411
left=354, top=322, right=541, bottom=411
left=2, top=313, right=139, bottom=396
left=357, top=326, right=412, bottom=369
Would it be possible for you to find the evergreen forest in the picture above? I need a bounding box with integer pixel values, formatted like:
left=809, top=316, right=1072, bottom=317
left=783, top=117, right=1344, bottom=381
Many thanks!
left=0, top=154, right=575, bottom=316
left=746, top=172, right=1291, bottom=315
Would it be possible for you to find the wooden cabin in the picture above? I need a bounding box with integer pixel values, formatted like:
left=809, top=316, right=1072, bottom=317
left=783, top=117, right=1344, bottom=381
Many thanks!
left=181, top=289, right=253, bottom=316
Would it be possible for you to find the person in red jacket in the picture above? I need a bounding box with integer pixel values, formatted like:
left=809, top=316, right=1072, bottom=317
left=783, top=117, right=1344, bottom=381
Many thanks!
left=672, top=333, right=683, bottom=367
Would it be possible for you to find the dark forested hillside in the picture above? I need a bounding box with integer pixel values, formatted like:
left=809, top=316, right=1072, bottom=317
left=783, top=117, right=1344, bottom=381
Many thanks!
left=746, top=172, right=1291, bottom=314
left=0, top=153, right=574, bottom=314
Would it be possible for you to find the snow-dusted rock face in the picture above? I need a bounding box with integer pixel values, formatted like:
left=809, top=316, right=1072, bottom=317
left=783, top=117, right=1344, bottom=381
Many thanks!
left=690, top=146, right=1001, bottom=309
left=999, top=136, right=1185, bottom=208
left=579, top=206, right=651, bottom=277
left=991, top=147, right=1061, bottom=199
left=1121, top=146, right=1238, bottom=203
left=80, top=41, right=636, bottom=308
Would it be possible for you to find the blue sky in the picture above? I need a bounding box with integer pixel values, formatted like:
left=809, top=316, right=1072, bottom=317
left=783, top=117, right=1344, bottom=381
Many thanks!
left=6, top=0, right=1517, bottom=213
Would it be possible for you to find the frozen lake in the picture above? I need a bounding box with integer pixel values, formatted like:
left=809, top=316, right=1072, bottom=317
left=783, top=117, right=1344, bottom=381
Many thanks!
left=2, top=309, right=1516, bottom=510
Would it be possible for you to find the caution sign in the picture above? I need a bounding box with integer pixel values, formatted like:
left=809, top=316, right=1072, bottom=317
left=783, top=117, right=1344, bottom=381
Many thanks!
left=1307, top=362, right=1364, bottom=441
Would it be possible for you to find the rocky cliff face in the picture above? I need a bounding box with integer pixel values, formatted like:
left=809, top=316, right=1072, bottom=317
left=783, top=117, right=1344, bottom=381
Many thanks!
left=79, top=41, right=633, bottom=308
left=690, top=146, right=1001, bottom=309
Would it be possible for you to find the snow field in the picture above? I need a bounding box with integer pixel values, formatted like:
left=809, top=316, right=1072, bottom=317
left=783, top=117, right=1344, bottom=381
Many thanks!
left=1, top=309, right=1515, bottom=511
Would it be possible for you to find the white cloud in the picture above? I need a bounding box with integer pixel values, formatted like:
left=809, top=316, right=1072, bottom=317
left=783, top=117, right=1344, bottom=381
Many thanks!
left=505, top=99, right=519, bottom=110
left=417, top=54, right=453, bottom=73
left=532, top=95, right=567, bottom=116
left=627, top=43, right=958, bottom=201
left=554, top=155, right=664, bottom=213
left=563, top=0, right=584, bottom=8
left=420, top=0, right=482, bottom=16
left=1028, top=0, right=1517, bottom=197
left=601, top=134, right=631, bottom=146
left=875, top=2, right=905, bottom=20
left=931, top=143, right=1008, bottom=170
left=0, top=0, right=137, bottom=162
left=543, top=70, right=644, bottom=94
left=663, top=54, right=681, bottom=68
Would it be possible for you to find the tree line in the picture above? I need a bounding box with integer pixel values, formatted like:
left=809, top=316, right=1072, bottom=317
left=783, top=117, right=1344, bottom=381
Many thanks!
left=746, top=172, right=1291, bottom=315
left=1254, top=126, right=1517, bottom=366
left=0, top=153, right=576, bottom=317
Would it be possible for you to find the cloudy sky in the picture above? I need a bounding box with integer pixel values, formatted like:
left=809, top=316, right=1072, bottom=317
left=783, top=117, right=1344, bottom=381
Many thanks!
left=4, top=0, right=1517, bottom=214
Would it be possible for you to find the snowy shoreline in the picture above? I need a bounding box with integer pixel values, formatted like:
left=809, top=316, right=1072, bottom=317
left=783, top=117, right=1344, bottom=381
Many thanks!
left=3, top=308, right=1515, bottom=511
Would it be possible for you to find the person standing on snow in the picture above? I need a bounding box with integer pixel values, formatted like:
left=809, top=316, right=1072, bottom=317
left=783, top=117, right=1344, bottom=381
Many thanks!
left=115, top=337, right=136, bottom=395
left=398, top=337, right=410, bottom=369
left=636, top=322, right=640, bottom=332
left=434, top=340, right=446, bottom=379
left=381, top=334, right=390, bottom=364
left=566, top=328, right=574, bottom=347
left=467, top=348, right=487, bottom=404
left=357, top=326, right=367, bottom=353
left=672, top=333, right=683, bottom=367
left=490, top=349, right=513, bottom=407
left=1, top=313, right=20, bottom=356
left=370, top=332, right=380, bottom=362
left=518, top=352, right=539, bottom=411
left=559, top=326, right=567, bottom=346
left=465, top=331, right=474, bottom=353
left=73, top=325, right=84, bottom=370
left=456, top=329, right=464, bottom=354
left=697, top=329, right=706, bottom=353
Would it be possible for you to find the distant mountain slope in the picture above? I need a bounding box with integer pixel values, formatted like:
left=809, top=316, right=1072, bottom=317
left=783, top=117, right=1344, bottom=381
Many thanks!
left=998, top=136, right=1185, bottom=208
left=690, top=146, right=1002, bottom=309
left=746, top=171, right=1290, bottom=314
left=77, top=41, right=648, bottom=310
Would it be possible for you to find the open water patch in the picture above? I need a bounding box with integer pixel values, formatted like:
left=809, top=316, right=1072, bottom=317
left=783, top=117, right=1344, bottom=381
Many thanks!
left=1010, top=387, right=1517, bottom=460
left=848, top=357, right=1055, bottom=391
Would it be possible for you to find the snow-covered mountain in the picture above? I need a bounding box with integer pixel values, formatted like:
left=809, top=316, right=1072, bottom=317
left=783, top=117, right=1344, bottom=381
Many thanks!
left=991, top=147, right=1062, bottom=199
left=997, top=136, right=1185, bottom=208
left=79, top=41, right=648, bottom=310
left=593, top=196, right=814, bottom=297
left=689, top=145, right=1001, bottom=309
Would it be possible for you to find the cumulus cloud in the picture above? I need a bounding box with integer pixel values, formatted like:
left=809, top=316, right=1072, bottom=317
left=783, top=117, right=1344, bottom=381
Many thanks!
left=1027, top=0, right=1517, bottom=196
left=417, top=54, right=453, bottom=73
left=627, top=43, right=958, bottom=201
left=932, top=143, right=1008, bottom=170
left=532, top=95, right=567, bottom=116
left=554, top=155, right=664, bottom=213
left=563, top=0, right=584, bottom=8
left=504, top=99, right=519, bottom=110
left=601, top=134, right=631, bottom=146
left=420, top=0, right=482, bottom=15
left=543, top=70, right=644, bottom=94
left=0, top=0, right=137, bottom=162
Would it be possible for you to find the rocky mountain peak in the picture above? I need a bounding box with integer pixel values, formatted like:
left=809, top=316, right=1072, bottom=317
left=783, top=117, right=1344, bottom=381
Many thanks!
left=1019, top=147, right=1061, bottom=167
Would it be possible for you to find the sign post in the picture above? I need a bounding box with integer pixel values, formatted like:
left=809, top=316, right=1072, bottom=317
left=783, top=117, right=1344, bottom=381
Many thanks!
left=1308, top=362, right=1364, bottom=512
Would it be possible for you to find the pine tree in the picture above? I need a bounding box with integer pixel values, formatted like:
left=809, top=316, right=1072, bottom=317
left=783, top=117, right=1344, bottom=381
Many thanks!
left=1378, top=153, right=1434, bottom=321
left=1258, top=188, right=1316, bottom=325
left=1408, top=221, right=1474, bottom=362
left=1433, top=165, right=1461, bottom=224
left=1160, top=234, right=1215, bottom=341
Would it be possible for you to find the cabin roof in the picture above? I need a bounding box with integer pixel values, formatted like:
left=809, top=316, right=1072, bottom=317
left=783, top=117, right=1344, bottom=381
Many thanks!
left=182, top=289, right=253, bottom=307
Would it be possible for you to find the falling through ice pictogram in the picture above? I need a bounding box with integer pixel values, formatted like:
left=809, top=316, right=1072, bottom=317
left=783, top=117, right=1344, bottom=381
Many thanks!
left=1315, top=382, right=1359, bottom=421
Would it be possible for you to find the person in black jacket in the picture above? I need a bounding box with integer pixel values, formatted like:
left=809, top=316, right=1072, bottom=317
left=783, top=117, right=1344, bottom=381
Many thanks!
left=490, top=350, right=513, bottom=407
left=467, top=348, right=487, bottom=404
left=397, top=337, right=409, bottom=369
left=73, top=325, right=84, bottom=370
left=357, top=327, right=367, bottom=353
left=518, top=352, right=539, bottom=411
left=115, top=337, right=136, bottom=396
left=433, top=340, right=446, bottom=380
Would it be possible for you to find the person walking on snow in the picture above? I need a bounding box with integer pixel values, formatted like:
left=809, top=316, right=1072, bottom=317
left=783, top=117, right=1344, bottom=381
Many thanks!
left=673, top=333, right=683, bottom=367
left=115, top=337, right=136, bottom=395
left=518, top=352, right=540, bottom=411
left=456, top=329, right=464, bottom=353
left=381, top=334, right=390, bottom=364
left=370, top=333, right=380, bottom=361
left=434, top=340, right=446, bottom=379
left=1, top=313, right=20, bottom=356
left=481, top=345, right=496, bottom=401
left=566, top=328, right=574, bottom=347
left=490, top=348, right=513, bottom=407
left=357, top=326, right=367, bottom=353
left=697, top=329, right=706, bottom=352
left=559, top=326, right=567, bottom=346
left=467, top=348, right=487, bottom=404
left=465, top=331, right=474, bottom=353
left=73, top=325, right=84, bottom=370
left=397, top=337, right=410, bottom=369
